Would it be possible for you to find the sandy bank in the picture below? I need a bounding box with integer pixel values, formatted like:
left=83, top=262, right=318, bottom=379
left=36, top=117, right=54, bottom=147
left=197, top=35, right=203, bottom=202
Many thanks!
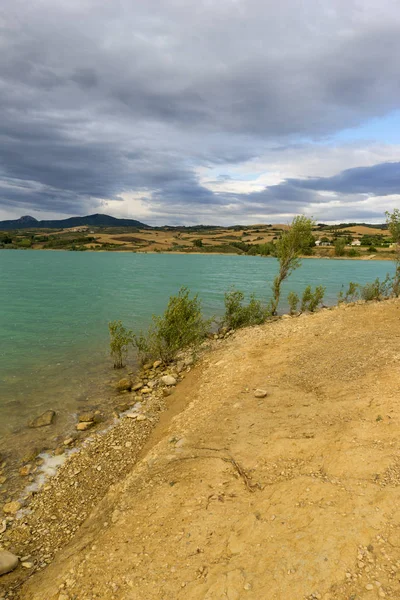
left=5, top=299, right=400, bottom=599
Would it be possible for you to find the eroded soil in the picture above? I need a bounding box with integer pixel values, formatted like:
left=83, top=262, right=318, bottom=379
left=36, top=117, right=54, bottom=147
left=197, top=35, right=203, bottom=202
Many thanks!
left=13, top=300, right=400, bottom=599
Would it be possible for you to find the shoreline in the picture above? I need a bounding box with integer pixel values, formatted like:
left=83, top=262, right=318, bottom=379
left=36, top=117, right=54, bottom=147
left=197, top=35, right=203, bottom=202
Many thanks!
left=0, top=344, right=210, bottom=596
left=5, top=296, right=400, bottom=599
left=0, top=247, right=396, bottom=261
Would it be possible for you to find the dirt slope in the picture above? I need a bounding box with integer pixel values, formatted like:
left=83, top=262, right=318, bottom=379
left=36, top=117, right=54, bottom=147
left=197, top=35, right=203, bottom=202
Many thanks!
left=20, top=300, right=400, bottom=599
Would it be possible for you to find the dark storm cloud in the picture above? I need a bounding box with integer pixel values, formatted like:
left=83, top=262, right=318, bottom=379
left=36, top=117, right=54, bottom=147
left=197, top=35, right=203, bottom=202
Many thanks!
left=1, top=0, right=400, bottom=220
left=287, top=162, right=400, bottom=196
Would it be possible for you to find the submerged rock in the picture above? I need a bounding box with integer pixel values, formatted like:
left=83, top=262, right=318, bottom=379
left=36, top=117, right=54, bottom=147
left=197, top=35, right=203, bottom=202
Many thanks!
left=78, top=411, right=96, bottom=423
left=116, top=378, right=132, bottom=392
left=28, top=410, right=55, bottom=428
left=19, top=464, right=32, bottom=477
left=0, top=550, right=19, bottom=576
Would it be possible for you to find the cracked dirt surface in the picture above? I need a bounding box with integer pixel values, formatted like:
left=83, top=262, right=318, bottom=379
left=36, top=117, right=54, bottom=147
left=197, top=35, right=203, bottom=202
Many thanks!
left=17, top=299, right=400, bottom=599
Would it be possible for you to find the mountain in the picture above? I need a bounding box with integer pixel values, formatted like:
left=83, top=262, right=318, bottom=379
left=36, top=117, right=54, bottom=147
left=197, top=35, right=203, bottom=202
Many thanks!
left=0, top=213, right=149, bottom=230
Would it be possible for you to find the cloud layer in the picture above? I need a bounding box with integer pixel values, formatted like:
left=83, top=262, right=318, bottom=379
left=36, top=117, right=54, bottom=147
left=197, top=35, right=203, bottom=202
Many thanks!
left=1, top=0, right=400, bottom=223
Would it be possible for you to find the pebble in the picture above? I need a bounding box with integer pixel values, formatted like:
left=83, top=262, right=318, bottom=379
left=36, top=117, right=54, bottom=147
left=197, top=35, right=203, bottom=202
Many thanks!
left=63, top=438, right=74, bottom=446
left=0, top=550, right=19, bottom=575
left=21, top=562, right=34, bottom=569
left=19, top=464, right=32, bottom=477
left=365, top=583, right=374, bottom=590
left=3, top=501, right=21, bottom=515
left=161, top=375, right=177, bottom=386
left=76, top=421, right=94, bottom=431
left=243, top=582, right=252, bottom=590
left=153, top=360, right=162, bottom=369
left=136, top=414, right=146, bottom=421
left=254, top=389, right=268, bottom=398
left=131, top=381, right=144, bottom=391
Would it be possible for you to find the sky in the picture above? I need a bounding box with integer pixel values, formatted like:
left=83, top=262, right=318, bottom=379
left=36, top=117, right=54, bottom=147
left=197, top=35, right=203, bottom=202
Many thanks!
left=1, top=0, right=400, bottom=226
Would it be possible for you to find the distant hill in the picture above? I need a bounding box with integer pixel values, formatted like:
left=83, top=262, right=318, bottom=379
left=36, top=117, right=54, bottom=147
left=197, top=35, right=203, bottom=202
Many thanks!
left=0, top=213, right=149, bottom=230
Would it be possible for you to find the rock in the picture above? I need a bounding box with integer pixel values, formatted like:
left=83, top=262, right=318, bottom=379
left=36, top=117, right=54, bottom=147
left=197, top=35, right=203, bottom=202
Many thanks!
left=184, top=356, right=194, bottom=367
left=78, top=411, right=95, bottom=423
left=176, top=361, right=185, bottom=374
left=153, top=360, right=162, bottom=369
left=163, top=388, right=172, bottom=397
left=21, top=562, right=34, bottom=569
left=19, top=464, right=32, bottom=477
left=161, top=375, right=177, bottom=386
left=76, top=421, right=94, bottom=431
left=0, top=550, right=19, bottom=575
left=140, top=387, right=152, bottom=394
left=136, top=414, right=146, bottom=421
left=116, top=378, right=132, bottom=392
left=63, top=437, right=74, bottom=446
left=254, top=389, right=268, bottom=398
left=365, top=583, right=374, bottom=591
left=3, top=501, right=21, bottom=515
left=131, top=381, right=143, bottom=392
left=28, top=410, right=55, bottom=428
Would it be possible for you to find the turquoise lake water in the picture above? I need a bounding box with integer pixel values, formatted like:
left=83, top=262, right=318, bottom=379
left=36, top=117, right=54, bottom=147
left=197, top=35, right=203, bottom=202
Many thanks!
left=0, top=250, right=394, bottom=445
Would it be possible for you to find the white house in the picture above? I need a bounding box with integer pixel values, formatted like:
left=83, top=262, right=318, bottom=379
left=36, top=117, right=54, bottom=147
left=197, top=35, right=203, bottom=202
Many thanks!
left=351, top=239, right=361, bottom=246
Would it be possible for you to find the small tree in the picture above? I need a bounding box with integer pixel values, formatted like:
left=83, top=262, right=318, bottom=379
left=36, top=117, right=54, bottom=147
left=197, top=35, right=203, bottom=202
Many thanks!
left=386, top=209, right=400, bottom=296
left=301, top=285, right=325, bottom=312
left=287, top=291, right=299, bottom=315
left=338, top=281, right=360, bottom=304
left=334, top=238, right=346, bottom=256
left=193, top=238, right=203, bottom=248
left=108, top=320, right=134, bottom=368
left=269, top=216, right=314, bottom=315
left=133, top=287, right=211, bottom=364
left=222, top=288, right=269, bottom=329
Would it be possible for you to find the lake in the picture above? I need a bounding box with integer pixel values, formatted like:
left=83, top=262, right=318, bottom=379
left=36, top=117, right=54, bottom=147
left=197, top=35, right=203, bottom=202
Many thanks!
left=0, top=250, right=394, bottom=456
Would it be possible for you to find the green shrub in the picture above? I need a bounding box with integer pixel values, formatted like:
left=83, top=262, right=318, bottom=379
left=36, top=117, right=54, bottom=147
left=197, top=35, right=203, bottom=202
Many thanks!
left=133, top=287, right=211, bottom=364
left=287, top=291, right=299, bottom=315
left=17, top=238, right=32, bottom=248
left=359, top=276, right=393, bottom=302
left=222, top=288, right=269, bottom=330
left=338, top=281, right=360, bottom=304
left=347, top=248, right=360, bottom=257
left=108, top=320, right=134, bottom=368
left=193, top=238, right=203, bottom=248
left=334, top=238, right=346, bottom=256
left=360, top=279, right=381, bottom=302
left=301, top=285, right=325, bottom=312
left=368, top=246, right=378, bottom=253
